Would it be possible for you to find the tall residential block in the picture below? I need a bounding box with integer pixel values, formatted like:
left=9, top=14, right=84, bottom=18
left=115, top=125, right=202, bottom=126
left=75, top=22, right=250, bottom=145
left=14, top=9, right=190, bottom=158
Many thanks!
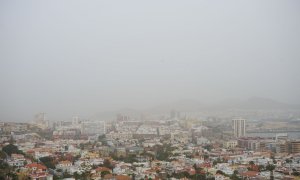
left=232, top=118, right=246, bottom=138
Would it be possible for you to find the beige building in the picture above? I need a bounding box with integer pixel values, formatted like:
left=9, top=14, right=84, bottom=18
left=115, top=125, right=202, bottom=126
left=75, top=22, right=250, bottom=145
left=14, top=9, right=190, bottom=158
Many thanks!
left=223, top=140, right=238, bottom=149
left=290, top=140, right=300, bottom=154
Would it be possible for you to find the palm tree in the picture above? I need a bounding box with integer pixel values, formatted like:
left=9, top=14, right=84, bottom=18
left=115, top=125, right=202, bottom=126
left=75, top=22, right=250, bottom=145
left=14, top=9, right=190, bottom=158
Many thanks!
left=132, top=173, right=136, bottom=180
left=248, top=161, right=255, bottom=171
left=266, top=163, right=275, bottom=180
left=286, top=158, right=293, bottom=169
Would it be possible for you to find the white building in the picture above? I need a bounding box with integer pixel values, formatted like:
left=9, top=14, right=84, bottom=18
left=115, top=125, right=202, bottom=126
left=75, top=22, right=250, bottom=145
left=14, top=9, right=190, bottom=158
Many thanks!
left=232, top=118, right=246, bottom=138
left=81, top=120, right=106, bottom=135
left=56, top=160, right=73, bottom=172
left=196, top=136, right=210, bottom=145
left=215, top=174, right=228, bottom=180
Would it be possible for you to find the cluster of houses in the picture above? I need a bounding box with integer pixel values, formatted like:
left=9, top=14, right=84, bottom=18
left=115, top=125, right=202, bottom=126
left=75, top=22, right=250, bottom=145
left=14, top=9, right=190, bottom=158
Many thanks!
left=1, top=120, right=300, bottom=179
left=2, top=137, right=300, bottom=179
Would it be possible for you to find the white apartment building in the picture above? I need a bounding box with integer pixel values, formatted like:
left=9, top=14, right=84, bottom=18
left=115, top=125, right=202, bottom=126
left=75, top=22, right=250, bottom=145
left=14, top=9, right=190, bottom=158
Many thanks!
left=81, top=120, right=106, bottom=135
left=232, top=118, right=246, bottom=138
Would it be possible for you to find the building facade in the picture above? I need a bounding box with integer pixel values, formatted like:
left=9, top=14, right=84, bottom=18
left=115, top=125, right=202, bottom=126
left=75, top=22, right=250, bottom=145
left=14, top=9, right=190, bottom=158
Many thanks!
left=81, top=120, right=106, bottom=135
left=232, top=118, right=246, bottom=138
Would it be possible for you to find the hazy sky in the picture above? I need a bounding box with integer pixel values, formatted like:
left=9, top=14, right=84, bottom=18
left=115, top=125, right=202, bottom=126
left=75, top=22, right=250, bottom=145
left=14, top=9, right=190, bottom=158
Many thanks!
left=1, top=1, right=300, bottom=121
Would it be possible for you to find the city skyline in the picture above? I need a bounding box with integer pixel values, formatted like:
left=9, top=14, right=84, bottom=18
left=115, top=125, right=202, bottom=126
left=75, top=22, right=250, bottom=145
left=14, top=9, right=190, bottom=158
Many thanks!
left=1, top=1, right=300, bottom=179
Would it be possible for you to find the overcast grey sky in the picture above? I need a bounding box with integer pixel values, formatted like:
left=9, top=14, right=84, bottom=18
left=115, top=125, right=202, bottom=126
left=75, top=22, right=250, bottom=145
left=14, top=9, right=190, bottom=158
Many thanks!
left=0, top=0, right=300, bottom=121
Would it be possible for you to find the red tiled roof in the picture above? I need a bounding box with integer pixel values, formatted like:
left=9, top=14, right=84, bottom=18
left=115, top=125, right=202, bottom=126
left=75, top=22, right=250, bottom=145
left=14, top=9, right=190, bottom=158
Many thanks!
left=115, top=175, right=131, bottom=180
left=25, top=163, right=47, bottom=170
left=200, top=162, right=211, bottom=168
left=96, top=167, right=111, bottom=172
left=241, top=171, right=259, bottom=177
left=249, top=164, right=259, bottom=171
left=103, top=174, right=114, bottom=179
left=59, top=160, right=72, bottom=165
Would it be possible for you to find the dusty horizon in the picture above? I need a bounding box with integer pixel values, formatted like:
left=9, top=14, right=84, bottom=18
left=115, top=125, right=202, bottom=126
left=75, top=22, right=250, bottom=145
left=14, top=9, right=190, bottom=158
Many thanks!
left=1, top=1, right=300, bottom=122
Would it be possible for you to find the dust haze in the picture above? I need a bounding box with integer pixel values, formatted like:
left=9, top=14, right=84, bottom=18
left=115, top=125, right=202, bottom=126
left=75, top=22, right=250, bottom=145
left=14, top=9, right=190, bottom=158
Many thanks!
left=1, top=1, right=300, bottom=121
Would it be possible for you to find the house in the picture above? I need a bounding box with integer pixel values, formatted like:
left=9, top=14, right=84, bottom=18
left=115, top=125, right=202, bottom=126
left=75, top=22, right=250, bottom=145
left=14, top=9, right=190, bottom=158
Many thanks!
left=127, top=146, right=144, bottom=155
left=30, top=172, right=53, bottom=180
left=90, top=158, right=104, bottom=166
left=185, top=167, right=196, bottom=176
left=56, top=160, right=73, bottom=171
left=25, top=163, right=47, bottom=173
left=7, top=153, right=26, bottom=167
left=25, top=163, right=53, bottom=180
left=240, top=171, right=259, bottom=179
left=115, top=147, right=126, bottom=158
left=95, top=166, right=112, bottom=176
left=215, top=174, right=229, bottom=180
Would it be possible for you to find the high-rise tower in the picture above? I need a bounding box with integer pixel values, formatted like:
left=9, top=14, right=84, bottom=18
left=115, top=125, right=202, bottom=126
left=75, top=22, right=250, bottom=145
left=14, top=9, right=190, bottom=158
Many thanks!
left=232, top=118, right=246, bottom=137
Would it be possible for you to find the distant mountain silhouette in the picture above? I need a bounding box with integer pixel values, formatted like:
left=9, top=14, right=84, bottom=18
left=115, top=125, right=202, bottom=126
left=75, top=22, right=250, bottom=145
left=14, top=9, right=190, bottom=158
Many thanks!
left=91, top=97, right=299, bottom=120
left=147, top=99, right=208, bottom=113
left=90, top=107, right=141, bottom=121
left=218, top=97, right=299, bottom=110
left=148, top=97, right=300, bottom=112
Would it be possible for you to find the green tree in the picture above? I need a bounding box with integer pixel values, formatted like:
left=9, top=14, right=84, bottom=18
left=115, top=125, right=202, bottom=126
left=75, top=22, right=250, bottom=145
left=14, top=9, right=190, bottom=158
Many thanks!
left=39, top=156, right=55, bottom=169
left=203, top=154, right=209, bottom=160
left=132, top=173, right=136, bottom=180
left=101, top=171, right=111, bottom=178
left=98, top=135, right=107, bottom=146
left=231, top=170, right=242, bottom=180
left=154, top=144, right=174, bottom=161
left=258, top=165, right=265, bottom=171
left=73, top=172, right=81, bottom=180
left=103, top=159, right=113, bottom=169
left=0, top=150, right=7, bottom=159
left=81, top=171, right=91, bottom=180
left=0, top=160, right=15, bottom=180
left=248, top=161, right=255, bottom=171
left=216, top=170, right=224, bottom=175
left=292, top=171, right=300, bottom=176
left=285, top=159, right=292, bottom=163
left=124, top=154, right=137, bottom=163
left=266, top=163, right=275, bottom=180
left=63, top=171, right=72, bottom=178
left=203, top=144, right=212, bottom=151
left=79, top=143, right=85, bottom=150
left=213, top=160, right=218, bottom=166
left=2, top=144, right=24, bottom=156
